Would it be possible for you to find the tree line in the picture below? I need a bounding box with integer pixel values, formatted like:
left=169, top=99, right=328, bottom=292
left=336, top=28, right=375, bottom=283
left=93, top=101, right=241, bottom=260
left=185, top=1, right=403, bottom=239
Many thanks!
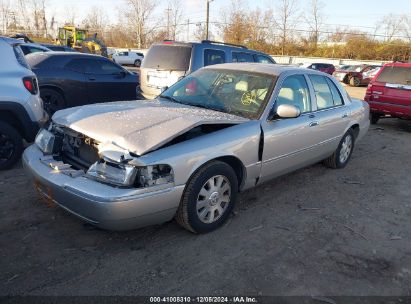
left=1, top=0, right=411, bottom=61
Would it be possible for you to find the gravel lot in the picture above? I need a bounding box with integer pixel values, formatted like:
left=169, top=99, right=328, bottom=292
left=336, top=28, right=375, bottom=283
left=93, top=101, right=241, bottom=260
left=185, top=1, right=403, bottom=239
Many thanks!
left=1, top=86, right=411, bottom=296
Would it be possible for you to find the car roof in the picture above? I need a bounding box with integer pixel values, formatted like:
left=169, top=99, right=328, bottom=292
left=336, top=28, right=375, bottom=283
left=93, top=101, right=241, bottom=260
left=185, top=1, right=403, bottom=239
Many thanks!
left=203, top=62, right=303, bottom=76
left=23, top=43, right=52, bottom=50
left=0, top=36, right=22, bottom=45
left=27, top=51, right=103, bottom=59
left=383, top=62, right=411, bottom=68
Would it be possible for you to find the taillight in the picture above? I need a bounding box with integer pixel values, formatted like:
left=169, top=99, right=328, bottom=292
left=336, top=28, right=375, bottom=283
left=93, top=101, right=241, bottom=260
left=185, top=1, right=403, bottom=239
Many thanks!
left=23, top=77, right=38, bottom=95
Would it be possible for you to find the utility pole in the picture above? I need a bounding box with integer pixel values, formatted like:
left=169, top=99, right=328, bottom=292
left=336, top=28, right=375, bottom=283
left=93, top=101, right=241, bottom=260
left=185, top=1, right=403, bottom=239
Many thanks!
left=205, top=0, right=214, bottom=40
left=187, top=19, right=190, bottom=41
left=166, top=6, right=171, bottom=39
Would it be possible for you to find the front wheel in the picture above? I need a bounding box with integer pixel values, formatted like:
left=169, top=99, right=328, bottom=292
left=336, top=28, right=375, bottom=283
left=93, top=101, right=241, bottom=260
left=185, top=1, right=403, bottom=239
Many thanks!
left=134, top=59, right=141, bottom=67
left=323, top=129, right=355, bottom=169
left=175, top=161, right=238, bottom=233
left=0, top=122, right=23, bottom=170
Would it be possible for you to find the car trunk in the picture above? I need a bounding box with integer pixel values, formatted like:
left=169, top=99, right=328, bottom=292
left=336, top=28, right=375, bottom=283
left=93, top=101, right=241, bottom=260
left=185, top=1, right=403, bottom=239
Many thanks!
left=140, top=44, right=192, bottom=99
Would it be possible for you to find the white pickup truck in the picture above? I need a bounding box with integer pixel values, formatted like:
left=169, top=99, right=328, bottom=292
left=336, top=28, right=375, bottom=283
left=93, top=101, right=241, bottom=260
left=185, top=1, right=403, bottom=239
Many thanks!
left=112, top=51, right=144, bottom=67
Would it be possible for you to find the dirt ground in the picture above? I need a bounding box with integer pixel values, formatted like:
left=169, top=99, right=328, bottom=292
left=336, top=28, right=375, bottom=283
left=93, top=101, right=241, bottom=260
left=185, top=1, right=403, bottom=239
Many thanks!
left=1, top=87, right=411, bottom=297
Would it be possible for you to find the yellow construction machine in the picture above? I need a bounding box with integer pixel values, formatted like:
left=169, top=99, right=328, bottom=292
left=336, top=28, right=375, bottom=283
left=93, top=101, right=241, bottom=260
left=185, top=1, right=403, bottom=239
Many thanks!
left=56, top=26, right=108, bottom=57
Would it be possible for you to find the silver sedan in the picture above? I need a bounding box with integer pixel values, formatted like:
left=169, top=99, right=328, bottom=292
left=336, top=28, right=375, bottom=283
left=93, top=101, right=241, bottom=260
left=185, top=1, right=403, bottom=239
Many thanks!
left=23, top=63, right=370, bottom=233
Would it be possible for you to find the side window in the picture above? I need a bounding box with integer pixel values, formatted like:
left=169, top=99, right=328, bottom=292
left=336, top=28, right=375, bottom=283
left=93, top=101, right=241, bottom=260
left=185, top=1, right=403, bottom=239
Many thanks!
left=86, top=59, right=124, bottom=74
left=325, top=78, right=344, bottom=106
left=276, top=75, right=311, bottom=113
left=254, top=54, right=274, bottom=64
left=309, top=75, right=342, bottom=109
left=65, top=58, right=86, bottom=73
left=204, top=49, right=226, bottom=66
left=232, top=52, right=254, bottom=63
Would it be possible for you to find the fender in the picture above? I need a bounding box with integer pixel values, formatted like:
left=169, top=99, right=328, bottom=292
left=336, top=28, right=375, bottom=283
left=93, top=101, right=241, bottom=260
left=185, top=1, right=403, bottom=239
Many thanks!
left=0, top=101, right=41, bottom=142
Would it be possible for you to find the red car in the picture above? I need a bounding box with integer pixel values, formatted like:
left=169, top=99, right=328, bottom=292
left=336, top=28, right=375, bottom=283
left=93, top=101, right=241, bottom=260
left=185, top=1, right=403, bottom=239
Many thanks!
left=364, top=62, right=411, bottom=124
left=333, top=65, right=381, bottom=87
left=304, top=63, right=335, bottom=75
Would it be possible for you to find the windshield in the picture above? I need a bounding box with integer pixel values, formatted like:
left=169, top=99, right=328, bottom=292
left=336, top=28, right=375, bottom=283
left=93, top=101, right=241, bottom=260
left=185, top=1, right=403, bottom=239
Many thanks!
left=142, top=44, right=192, bottom=70
left=160, top=69, right=276, bottom=119
left=346, top=65, right=363, bottom=72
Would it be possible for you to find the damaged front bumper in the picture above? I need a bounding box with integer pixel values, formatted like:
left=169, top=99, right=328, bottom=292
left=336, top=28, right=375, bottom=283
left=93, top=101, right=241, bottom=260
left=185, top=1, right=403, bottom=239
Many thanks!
left=22, top=145, right=185, bottom=231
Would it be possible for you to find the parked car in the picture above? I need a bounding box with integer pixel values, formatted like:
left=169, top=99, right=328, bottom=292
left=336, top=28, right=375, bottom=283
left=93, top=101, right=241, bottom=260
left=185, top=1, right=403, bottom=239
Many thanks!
left=333, top=64, right=381, bottom=87
left=302, top=63, right=335, bottom=75
left=140, top=40, right=276, bottom=99
left=0, top=37, right=48, bottom=170
left=26, top=52, right=139, bottom=115
left=40, top=43, right=77, bottom=52
left=364, top=62, right=411, bottom=124
left=23, top=63, right=369, bottom=233
left=362, top=66, right=381, bottom=84
left=19, top=43, right=52, bottom=55
left=112, top=51, right=144, bottom=67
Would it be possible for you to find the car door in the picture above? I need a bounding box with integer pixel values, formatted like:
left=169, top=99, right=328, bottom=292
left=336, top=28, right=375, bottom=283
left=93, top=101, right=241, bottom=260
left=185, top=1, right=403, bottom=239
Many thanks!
left=306, top=74, right=351, bottom=155
left=259, top=73, right=323, bottom=182
left=85, top=58, right=135, bottom=103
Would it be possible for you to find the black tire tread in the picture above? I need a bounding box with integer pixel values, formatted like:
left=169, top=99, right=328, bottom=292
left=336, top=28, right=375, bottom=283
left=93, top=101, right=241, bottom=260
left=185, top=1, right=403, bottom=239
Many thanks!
left=0, top=121, right=23, bottom=170
left=324, top=129, right=355, bottom=169
left=175, top=161, right=236, bottom=233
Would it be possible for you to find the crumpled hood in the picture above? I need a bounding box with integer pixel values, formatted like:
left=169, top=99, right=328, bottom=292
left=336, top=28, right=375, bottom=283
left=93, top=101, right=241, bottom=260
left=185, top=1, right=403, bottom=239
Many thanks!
left=52, top=99, right=249, bottom=155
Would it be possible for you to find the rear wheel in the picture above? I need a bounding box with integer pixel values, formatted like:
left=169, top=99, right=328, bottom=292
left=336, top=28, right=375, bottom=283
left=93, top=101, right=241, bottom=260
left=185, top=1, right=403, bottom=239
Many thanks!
left=349, top=76, right=361, bottom=87
left=0, top=121, right=23, bottom=170
left=370, top=113, right=380, bottom=124
left=324, top=129, right=355, bottom=169
left=176, top=161, right=238, bottom=233
left=134, top=59, right=141, bottom=67
left=40, top=88, right=66, bottom=116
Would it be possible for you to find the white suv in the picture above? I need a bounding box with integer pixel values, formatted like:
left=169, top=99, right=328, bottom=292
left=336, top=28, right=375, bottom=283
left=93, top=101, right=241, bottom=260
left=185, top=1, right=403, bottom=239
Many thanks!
left=112, top=50, right=144, bottom=67
left=0, top=37, right=48, bottom=170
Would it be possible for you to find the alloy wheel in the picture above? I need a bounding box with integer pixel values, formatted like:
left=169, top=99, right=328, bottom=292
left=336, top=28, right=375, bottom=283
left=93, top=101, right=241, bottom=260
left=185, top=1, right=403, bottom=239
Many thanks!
left=339, top=134, right=353, bottom=164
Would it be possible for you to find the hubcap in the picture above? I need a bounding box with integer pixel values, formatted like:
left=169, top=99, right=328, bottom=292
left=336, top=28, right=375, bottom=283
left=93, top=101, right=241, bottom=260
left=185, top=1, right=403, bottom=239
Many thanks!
left=0, top=133, right=15, bottom=164
left=196, top=175, right=231, bottom=224
left=339, top=135, right=353, bottom=163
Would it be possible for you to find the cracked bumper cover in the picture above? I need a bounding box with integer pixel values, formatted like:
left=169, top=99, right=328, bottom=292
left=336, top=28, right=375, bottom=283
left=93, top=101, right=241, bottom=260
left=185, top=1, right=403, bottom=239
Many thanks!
left=22, top=145, right=185, bottom=231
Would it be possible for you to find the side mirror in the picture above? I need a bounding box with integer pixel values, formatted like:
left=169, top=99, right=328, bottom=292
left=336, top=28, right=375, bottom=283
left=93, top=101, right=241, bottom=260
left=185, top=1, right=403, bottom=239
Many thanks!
left=275, top=104, right=301, bottom=119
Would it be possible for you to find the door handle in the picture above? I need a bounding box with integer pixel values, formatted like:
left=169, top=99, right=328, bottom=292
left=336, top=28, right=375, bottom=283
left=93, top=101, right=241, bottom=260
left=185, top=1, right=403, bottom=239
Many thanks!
left=88, top=78, right=96, bottom=81
left=309, top=121, right=319, bottom=127
left=342, top=113, right=349, bottom=118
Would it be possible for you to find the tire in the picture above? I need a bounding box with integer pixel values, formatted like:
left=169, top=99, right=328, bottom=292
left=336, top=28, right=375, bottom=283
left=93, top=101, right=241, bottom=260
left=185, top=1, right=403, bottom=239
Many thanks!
left=40, top=88, right=66, bottom=116
left=175, top=161, right=238, bottom=233
left=0, top=121, right=23, bottom=170
left=349, top=76, right=360, bottom=87
left=370, top=113, right=380, bottom=125
left=134, top=59, right=141, bottom=67
left=323, top=129, right=355, bottom=169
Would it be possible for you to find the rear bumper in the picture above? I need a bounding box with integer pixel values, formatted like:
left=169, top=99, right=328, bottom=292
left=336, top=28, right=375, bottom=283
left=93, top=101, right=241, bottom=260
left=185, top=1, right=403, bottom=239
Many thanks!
left=22, top=145, right=185, bottom=231
left=367, top=100, right=411, bottom=119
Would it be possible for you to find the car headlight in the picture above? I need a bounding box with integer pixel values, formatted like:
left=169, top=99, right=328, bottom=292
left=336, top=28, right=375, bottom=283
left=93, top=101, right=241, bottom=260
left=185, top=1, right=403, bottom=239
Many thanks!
left=35, top=129, right=61, bottom=154
left=87, top=161, right=138, bottom=187
left=86, top=161, right=174, bottom=188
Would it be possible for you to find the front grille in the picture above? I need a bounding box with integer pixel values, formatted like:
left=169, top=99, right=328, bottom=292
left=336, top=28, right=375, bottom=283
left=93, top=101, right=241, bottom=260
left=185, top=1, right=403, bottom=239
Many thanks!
left=56, top=128, right=99, bottom=170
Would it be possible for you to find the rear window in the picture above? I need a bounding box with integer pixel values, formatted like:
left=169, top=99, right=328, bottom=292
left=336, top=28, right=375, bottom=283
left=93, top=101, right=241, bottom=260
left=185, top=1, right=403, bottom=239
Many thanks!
left=142, top=44, right=191, bottom=70
left=376, top=66, right=411, bottom=85
left=13, top=45, right=30, bottom=69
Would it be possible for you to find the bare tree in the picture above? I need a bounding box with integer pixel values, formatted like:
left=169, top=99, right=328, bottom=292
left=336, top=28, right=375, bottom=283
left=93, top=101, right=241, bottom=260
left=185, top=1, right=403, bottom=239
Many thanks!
left=0, top=0, right=11, bottom=34
left=378, top=13, right=406, bottom=41
left=167, top=0, right=183, bottom=40
left=275, top=0, right=299, bottom=55
left=82, top=6, right=107, bottom=33
left=124, top=0, right=159, bottom=49
left=305, top=0, right=325, bottom=47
